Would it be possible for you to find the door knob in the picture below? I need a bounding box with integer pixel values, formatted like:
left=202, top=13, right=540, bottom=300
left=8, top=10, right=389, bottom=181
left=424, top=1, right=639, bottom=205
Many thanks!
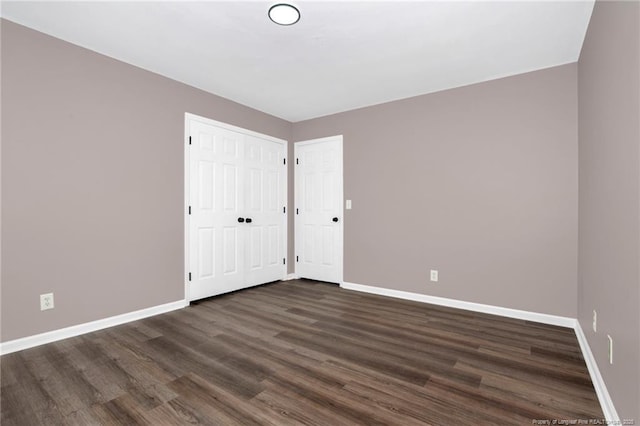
left=237, top=217, right=245, bottom=223
left=246, top=218, right=253, bottom=223
left=332, top=217, right=339, bottom=222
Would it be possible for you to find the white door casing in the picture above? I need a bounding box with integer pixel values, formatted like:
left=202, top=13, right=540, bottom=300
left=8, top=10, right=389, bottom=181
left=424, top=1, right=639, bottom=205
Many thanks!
left=185, top=113, right=287, bottom=302
left=295, top=136, right=344, bottom=284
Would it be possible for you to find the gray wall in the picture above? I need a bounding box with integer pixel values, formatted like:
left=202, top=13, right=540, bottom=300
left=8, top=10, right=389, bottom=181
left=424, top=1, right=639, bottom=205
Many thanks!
left=293, top=64, right=579, bottom=318
left=0, top=17, right=580, bottom=338
left=578, top=1, right=640, bottom=421
left=1, top=20, right=292, bottom=342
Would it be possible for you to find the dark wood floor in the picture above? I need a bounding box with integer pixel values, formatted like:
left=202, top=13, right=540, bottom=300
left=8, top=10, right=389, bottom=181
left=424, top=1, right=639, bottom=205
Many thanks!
left=1, top=279, right=603, bottom=425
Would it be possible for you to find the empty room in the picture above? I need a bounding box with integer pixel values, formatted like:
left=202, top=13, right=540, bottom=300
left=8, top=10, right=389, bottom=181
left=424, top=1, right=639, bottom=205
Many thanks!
left=1, top=1, right=639, bottom=425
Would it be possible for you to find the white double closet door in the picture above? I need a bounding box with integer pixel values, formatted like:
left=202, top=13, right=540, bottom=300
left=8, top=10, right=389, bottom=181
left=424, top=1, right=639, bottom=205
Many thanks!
left=187, top=114, right=286, bottom=301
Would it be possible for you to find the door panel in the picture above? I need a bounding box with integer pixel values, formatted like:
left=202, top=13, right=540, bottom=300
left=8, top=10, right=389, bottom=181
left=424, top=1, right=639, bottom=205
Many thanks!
left=197, top=227, right=214, bottom=279
left=268, top=226, right=279, bottom=265
left=322, top=225, right=334, bottom=265
left=249, top=227, right=262, bottom=269
left=222, top=226, right=239, bottom=274
left=222, top=164, right=238, bottom=211
left=295, top=136, right=343, bottom=284
left=198, top=161, right=214, bottom=210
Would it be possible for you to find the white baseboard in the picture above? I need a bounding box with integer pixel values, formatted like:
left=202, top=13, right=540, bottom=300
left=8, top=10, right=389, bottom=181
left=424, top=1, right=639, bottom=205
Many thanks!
left=574, top=321, right=619, bottom=422
left=2, top=274, right=296, bottom=354
left=0, top=299, right=187, bottom=355
left=341, top=281, right=576, bottom=328
left=340, top=281, right=620, bottom=422
left=0, top=280, right=620, bottom=424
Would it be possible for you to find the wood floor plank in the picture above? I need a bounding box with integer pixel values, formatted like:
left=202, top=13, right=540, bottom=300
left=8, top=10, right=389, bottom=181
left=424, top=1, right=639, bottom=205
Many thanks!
left=140, top=336, right=265, bottom=400
left=166, top=373, right=276, bottom=426
left=1, top=279, right=603, bottom=425
left=140, top=398, right=209, bottom=426
left=324, top=359, right=502, bottom=426
left=264, top=372, right=399, bottom=426
left=253, top=385, right=343, bottom=426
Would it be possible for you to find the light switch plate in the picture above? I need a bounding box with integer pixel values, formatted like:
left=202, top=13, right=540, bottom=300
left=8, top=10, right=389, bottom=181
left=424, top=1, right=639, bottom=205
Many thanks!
left=346, top=200, right=352, bottom=210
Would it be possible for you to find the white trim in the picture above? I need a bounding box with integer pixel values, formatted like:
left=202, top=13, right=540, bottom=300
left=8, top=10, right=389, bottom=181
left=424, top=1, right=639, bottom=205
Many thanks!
left=341, top=281, right=620, bottom=421
left=185, top=113, right=287, bottom=145
left=574, top=321, right=620, bottom=422
left=0, top=300, right=186, bottom=355
left=341, top=281, right=576, bottom=328
left=184, top=114, right=191, bottom=302
left=282, top=140, right=289, bottom=282
left=0, top=277, right=620, bottom=422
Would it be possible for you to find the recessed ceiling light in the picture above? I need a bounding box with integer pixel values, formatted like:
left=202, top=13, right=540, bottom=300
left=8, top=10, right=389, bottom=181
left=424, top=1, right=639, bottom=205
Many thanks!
left=268, top=3, right=300, bottom=26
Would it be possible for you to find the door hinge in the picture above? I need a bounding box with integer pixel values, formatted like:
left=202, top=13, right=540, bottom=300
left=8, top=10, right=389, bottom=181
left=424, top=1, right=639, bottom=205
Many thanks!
left=188, top=272, right=192, bottom=281
left=283, top=158, right=286, bottom=165
left=283, top=258, right=286, bottom=265
left=296, top=208, right=299, bottom=215
left=296, top=256, right=299, bottom=262
left=296, top=158, right=299, bottom=165
left=189, top=136, right=192, bottom=145
left=283, top=206, right=286, bottom=213
left=188, top=205, right=191, bottom=215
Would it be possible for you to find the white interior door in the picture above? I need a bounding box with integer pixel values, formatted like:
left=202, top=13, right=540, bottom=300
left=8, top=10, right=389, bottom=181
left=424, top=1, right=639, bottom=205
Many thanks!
left=188, top=120, right=245, bottom=300
left=243, top=135, right=286, bottom=286
left=186, top=114, right=287, bottom=301
left=295, top=136, right=343, bottom=284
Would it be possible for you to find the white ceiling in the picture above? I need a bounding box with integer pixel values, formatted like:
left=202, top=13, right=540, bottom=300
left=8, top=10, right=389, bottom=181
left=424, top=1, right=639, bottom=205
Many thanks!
left=1, top=1, right=594, bottom=122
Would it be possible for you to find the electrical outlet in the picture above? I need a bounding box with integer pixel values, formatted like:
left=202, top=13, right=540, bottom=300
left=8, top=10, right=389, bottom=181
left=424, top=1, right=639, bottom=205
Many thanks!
left=592, top=310, right=597, bottom=332
left=607, top=335, right=613, bottom=364
left=430, top=269, right=438, bottom=282
left=345, top=200, right=352, bottom=210
left=40, top=293, right=54, bottom=311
